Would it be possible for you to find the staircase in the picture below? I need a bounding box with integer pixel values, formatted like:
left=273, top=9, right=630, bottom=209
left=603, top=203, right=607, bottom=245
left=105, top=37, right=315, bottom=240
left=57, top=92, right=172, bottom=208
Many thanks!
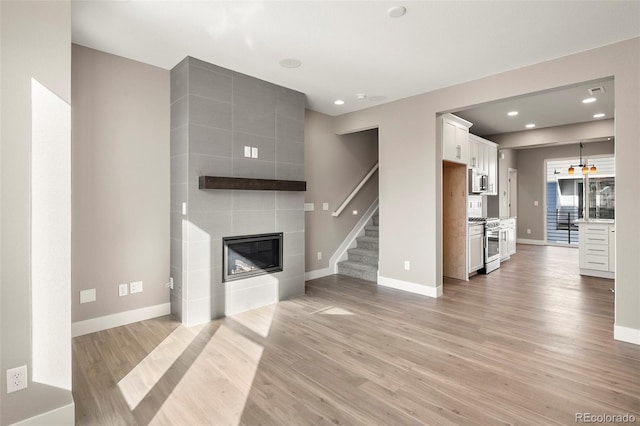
left=337, top=212, right=379, bottom=282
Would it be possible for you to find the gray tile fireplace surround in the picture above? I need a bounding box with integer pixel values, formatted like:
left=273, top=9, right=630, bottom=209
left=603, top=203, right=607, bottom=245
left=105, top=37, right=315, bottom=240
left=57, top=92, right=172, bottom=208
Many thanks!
left=170, top=56, right=306, bottom=326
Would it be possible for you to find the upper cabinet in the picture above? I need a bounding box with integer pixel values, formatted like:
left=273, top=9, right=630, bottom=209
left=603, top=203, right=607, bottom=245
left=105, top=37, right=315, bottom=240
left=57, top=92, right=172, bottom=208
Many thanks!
left=440, top=114, right=472, bottom=165
left=468, top=134, right=498, bottom=195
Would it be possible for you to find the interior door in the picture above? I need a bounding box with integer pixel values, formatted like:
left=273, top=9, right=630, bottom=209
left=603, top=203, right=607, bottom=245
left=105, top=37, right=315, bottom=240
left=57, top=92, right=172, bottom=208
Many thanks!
left=508, top=169, right=518, bottom=218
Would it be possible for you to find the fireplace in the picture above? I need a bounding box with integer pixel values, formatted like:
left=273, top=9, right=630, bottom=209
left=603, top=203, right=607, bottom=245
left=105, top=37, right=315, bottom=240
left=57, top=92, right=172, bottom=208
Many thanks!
left=223, top=233, right=283, bottom=282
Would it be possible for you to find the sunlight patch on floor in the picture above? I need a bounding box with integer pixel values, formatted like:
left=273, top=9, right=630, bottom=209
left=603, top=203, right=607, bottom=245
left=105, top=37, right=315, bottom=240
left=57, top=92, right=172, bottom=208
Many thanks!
left=310, top=306, right=355, bottom=316
left=117, top=325, right=203, bottom=410
left=150, top=323, right=264, bottom=425
left=229, top=303, right=277, bottom=337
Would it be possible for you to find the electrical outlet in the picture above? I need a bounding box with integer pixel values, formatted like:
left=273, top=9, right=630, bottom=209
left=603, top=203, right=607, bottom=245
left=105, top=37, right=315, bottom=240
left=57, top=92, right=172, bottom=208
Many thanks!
left=118, top=283, right=128, bottom=297
left=130, top=281, right=143, bottom=294
left=527, top=229, right=532, bottom=234
left=6, top=365, right=27, bottom=393
left=404, top=261, right=411, bottom=270
left=166, top=277, right=174, bottom=290
left=317, top=251, right=322, bottom=260
left=80, top=288, right=96, bottom=304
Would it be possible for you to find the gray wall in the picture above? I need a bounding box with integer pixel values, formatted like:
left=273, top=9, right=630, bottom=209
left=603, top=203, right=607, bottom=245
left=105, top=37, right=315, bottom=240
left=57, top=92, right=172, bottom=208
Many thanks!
left=171, top=57, right=306, bottom=325
left=333, top=38, right=639, bottom=338
left=304, top=110, right=378, bottom=273
left=72, top=44, right=170, bottom=323
left=514, top=141, right=614, bottom=241
left=1, top=1, right=74, bottom=423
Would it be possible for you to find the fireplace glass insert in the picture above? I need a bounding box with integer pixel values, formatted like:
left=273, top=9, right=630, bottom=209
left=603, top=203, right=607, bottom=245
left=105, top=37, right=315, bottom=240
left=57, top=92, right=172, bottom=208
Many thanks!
left=223, top=233, right=283, bottom=282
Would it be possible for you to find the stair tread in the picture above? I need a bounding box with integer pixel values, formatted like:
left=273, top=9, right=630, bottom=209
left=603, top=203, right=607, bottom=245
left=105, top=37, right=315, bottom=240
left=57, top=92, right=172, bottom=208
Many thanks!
left=338, top=260, right=378, bottom=271
left=357, top=236, right=378, bottom=242
left=348, top=247, right=378, bottom=256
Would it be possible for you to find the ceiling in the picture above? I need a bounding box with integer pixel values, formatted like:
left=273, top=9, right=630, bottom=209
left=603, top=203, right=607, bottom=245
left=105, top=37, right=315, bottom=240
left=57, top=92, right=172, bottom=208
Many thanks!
left=455, top=77, right=615, bottom=137
left=71, top=1, right=640, bottom=120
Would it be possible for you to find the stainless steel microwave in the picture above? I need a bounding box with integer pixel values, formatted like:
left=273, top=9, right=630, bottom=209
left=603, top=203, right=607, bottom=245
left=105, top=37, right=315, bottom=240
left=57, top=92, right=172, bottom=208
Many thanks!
left=469, top=168, right=488, bottom=193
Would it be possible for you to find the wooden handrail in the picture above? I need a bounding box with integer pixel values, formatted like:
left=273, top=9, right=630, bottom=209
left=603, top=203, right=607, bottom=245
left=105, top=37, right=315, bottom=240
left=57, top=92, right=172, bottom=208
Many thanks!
left=332, top=162, right=379, bottom=217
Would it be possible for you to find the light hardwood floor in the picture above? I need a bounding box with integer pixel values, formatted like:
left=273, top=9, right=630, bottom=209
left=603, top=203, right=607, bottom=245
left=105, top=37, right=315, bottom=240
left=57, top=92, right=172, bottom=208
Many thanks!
left=73, top=245, right=640, bottom=425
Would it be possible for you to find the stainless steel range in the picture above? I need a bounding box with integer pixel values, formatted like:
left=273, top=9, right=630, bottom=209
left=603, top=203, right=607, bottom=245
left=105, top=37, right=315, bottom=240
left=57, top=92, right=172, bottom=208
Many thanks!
left=468, top=217, right=501, bottom=274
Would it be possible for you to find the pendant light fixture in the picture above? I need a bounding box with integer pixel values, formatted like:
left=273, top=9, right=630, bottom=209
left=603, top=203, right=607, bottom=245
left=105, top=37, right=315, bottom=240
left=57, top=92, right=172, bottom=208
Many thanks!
left=568, top=142, right=596, bottom=175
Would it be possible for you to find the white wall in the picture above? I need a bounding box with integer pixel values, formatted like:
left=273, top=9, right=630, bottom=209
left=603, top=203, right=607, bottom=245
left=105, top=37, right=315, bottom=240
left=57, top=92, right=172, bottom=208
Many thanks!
left=304, top=110, right=378, bottom=275
left=333, top=38, right=640, bottom=343
left=1, top=1, right=74, bottom=423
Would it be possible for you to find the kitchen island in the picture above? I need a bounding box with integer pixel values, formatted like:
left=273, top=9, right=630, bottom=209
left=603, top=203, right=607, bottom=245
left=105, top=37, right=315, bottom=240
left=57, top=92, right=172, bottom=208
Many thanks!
left=577, top=219, right=615, bottom=279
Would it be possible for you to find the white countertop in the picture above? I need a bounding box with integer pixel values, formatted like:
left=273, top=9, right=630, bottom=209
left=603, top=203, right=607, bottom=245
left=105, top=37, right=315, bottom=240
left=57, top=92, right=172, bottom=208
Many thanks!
left=575, top=218, right=615, bottom=224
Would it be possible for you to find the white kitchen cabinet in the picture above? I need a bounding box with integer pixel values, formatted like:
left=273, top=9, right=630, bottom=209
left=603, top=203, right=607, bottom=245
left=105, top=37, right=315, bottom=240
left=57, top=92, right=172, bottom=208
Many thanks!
left=441, top=114, right=471, bottom=165
left=499, top=218, right=516, bottom=262
left=579, top=221, right=615, bottom=279
left=468, top=224, right=484, bottom=274
left=468, top=134, right=498, bottom=195
left=507, top=224, right=516, bottom=256
left=487, top=144, right=497, bottom=195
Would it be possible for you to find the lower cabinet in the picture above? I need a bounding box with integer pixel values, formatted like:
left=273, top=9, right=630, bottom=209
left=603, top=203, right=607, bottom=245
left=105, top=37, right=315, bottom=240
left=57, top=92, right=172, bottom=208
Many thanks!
left=579, top=222, right=615, bottom=279
left=468, top=224, right=484, bottom=275
left=507, top=222, right=516, bottom=256
left=500, top=218, right=516, bottom=262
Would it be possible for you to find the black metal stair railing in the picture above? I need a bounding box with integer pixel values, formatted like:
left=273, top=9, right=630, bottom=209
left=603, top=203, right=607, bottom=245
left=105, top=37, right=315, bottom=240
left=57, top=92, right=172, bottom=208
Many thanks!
left=546, top=208, right=580, bottom=244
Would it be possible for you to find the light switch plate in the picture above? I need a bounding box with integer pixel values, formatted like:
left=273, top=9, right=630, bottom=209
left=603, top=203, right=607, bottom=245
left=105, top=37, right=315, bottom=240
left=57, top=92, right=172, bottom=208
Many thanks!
left=322, top=203, right=329, bottom=211
left=118, top=283, right=128, bottom=297
left=251, top=147, right=258, bottom=158
left=244, top=146, right=251, bottom=158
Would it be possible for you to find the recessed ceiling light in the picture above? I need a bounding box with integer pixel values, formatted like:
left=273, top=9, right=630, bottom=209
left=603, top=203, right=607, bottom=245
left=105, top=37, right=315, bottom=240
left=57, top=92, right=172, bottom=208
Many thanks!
left=593, top=113, right=605, bottom=118
left=279, top=58, right=302, bottom=69
left=507, top=111, right=518, bottom=116
left=525, top=123, right=536, bottom=129
left=387, top=6, right=407, bottom=17
left=582, top=97, right=597, bottom=104
left=356, top=93, right=367, bottom=100
left=334, top=100, right=345, bottom=105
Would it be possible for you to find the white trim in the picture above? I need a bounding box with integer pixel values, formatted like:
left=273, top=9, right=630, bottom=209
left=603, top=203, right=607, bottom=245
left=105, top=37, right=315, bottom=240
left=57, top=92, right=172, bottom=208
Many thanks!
left=72, top=303, right=171, bottom=337
left=329, top=198, right=379, bottom=273
left=305, top=267, right=332, bottom=281
left=516, top=238, right=546, bottom=245
left=11, top=401, right=74, bottom=425
left=378, top=275, right=442, bottom=298
left=614, top=325, right=640, bottom=345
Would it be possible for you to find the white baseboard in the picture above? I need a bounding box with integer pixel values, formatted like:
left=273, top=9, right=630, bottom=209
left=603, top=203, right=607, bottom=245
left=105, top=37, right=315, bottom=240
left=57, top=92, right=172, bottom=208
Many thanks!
left=516, top=238, right=546, bottom=245
left=72, top=302, right=171, bottom=337
left=614, top=324, right=640, bottom=345
left=305, top=267, right=332, bottom=281
left=378, top=275, right=442, bottom=298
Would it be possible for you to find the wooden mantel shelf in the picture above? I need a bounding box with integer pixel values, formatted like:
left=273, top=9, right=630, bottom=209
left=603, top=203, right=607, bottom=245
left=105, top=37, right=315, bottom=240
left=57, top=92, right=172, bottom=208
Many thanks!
left=198, top=176, right=306, bottom=191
